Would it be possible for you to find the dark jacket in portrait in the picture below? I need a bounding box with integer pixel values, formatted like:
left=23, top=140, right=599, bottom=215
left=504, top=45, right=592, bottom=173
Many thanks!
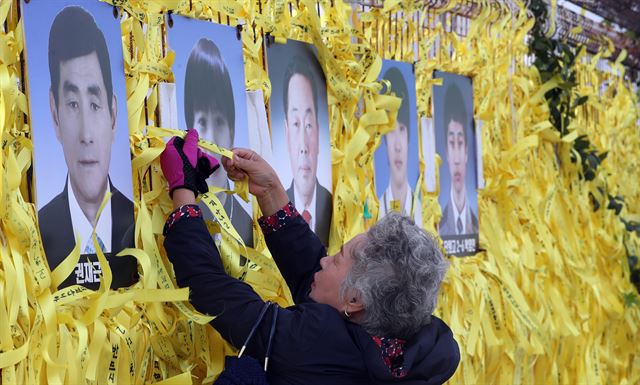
left=164, top=204, right=460, bottom=385
left=38, top=179, right=138, bottom=290
left=200, top=195, right=254, bottom=247
left=438, top=199, right=479, bottom=237
left=286, top=180, right=332, bottom=247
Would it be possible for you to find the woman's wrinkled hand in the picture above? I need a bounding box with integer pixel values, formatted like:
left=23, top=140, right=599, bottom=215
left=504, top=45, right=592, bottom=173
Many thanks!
left=222, top=148, right=289, bottom=216
left=222, top=148, right=279, bottom=198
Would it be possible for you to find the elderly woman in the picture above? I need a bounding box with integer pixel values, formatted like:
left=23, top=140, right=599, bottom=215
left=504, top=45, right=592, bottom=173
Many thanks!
left=161, top=130, right=459, bottom=384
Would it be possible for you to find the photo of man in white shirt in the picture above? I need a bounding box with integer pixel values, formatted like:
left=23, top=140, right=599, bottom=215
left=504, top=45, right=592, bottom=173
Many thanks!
left=25, top=4, right=137, bottom=289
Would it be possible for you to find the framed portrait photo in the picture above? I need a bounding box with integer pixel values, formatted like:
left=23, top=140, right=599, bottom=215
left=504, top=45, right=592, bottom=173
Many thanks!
left=167, top=15, right=254, bottom=247
left=433, top=71, right=479, bottom=257
left=374, top=60, right=422, bottom=227
left=23, top=0, right=137, bottom=289
left=266, top=39, right=333, bottom=247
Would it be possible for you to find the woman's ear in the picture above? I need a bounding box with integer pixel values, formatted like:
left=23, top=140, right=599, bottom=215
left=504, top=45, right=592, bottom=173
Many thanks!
left=345, top=295, right=364, bottom=314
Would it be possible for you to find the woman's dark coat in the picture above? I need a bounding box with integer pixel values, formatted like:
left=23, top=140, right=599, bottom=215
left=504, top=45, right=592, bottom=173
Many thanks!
left=164, top=208, right=460, bottom=384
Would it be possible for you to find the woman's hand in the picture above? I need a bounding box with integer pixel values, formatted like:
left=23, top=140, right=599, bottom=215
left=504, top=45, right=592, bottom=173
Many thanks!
left=222, top=148, right=289, bottom=216
left=222, top=148, right=277, bottom=197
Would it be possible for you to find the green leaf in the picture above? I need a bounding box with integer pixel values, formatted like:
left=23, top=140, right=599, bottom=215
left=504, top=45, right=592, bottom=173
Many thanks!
left=587, top=153, right=600, bottom=169
left=363, top=200, right=372, bottom=220
left=572, top=95, right=588, bottom=108
left=534, top=39, right=549, bottom=51
left=574, top=135, right=589, bottom=150
left=607, top=194, right=624, bottom=215
left=584, top=169, right=595, bottom=181
left=590, top=192, right=601, bottom=211
left=624, top=292, right=639, bottom=307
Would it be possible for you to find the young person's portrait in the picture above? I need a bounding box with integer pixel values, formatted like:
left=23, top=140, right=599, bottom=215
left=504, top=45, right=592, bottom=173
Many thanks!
left=374, top=61, right=422, bottom=226
left=267, top=40, right=332, bottom=247
left=434, top=71, right=479, bottom=256
left=24, top=1, right=137, bottom=290
left=169, top=15, right=253, bottom=247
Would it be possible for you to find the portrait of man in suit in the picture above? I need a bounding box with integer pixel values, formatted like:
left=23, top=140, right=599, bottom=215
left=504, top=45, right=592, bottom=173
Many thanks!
left=36, top=5, right=136, bottom=289
left=438, top=83, right=478, bottom=238
left=282, top=57, right=332, bottom=246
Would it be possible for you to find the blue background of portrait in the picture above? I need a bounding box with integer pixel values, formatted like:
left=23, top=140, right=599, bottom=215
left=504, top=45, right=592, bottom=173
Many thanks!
left=433, top=71, right=478, bottom=219
left=169, top=15, right=249, bottom=149
left=373, top=60, right=420, bottom=199
left=266, top=39, right=332, bottom=193
left=23, top=0, right=133, bottom=208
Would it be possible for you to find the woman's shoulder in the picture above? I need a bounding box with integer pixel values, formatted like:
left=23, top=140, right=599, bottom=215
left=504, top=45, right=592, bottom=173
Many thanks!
left=283, top=302, right=350, bottom=333
left=274, top=303, right=366, bottom=362
left=279, top=303, right=364, bottom=347
left=411, top=315, right=460, bottom=362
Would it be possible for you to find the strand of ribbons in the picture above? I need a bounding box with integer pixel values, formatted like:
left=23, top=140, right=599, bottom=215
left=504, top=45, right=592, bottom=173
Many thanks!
left=1, top=0, right=639, bottom=384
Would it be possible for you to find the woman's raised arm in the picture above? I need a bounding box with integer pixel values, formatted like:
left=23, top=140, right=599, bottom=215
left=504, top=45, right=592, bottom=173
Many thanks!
left=222, top=148, right=326, bottom=302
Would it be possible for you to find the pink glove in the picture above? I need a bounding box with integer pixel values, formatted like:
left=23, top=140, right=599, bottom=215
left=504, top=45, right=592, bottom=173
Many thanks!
left=196, top=148, right=221, bottom=183
left=160, top=129, right=220, bottom=197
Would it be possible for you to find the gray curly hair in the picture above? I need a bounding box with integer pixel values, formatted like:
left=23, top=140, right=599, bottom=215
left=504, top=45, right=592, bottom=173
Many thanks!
left=341, top=212, right=449, bottom=339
